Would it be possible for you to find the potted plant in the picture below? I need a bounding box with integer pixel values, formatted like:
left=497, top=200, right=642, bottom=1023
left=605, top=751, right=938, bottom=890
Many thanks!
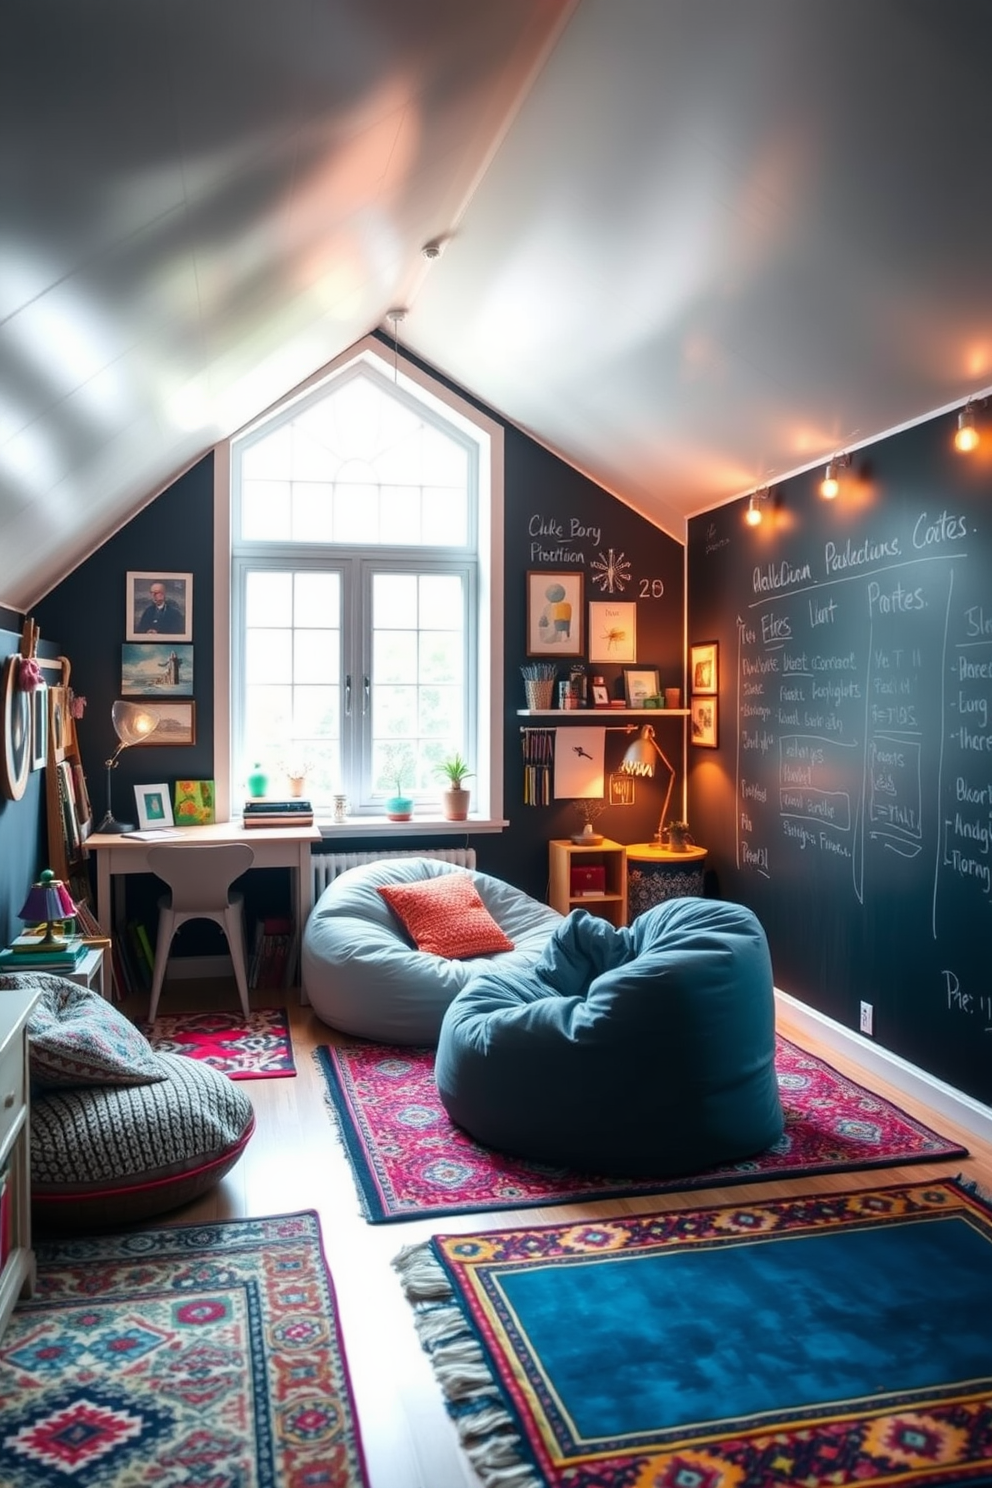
left=570, top=798, right=606, bottom=844
left=665, top=819, right=694, bottom=851
left=435, top=753, right=474, bottom=821
left=383, top=748, right=414, bottom=821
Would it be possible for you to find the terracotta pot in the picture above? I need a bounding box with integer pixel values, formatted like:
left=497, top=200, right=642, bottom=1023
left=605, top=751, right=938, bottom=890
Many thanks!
left=443, top=787, right=470, bottom=821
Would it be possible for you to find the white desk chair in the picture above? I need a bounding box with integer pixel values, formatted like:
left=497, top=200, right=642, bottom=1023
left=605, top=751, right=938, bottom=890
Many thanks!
left=147, top=843, right=255, bottom=1022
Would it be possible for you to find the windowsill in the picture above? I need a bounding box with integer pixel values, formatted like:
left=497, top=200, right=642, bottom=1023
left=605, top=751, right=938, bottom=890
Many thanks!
left=315, top=816, right=508, bottom=837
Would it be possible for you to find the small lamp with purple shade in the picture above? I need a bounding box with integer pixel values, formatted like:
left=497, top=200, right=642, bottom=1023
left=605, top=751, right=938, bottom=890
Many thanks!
left=18, top=869, right=78, bottom=946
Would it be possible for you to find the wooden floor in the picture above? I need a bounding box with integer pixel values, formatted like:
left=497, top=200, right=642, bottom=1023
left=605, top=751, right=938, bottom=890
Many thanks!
left=111, top=976, right=992, bottom=1488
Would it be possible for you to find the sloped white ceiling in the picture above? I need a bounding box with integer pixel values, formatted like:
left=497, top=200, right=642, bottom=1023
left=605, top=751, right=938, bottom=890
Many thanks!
left=3, top=0, right=992, bottom=611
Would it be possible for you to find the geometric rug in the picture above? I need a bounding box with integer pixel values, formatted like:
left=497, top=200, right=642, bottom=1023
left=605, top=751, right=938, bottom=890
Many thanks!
left=0, top=1212, right=368, bottom=1487
left=315, top=1034, right=967, bottom=1222
left=394, top=1178, right=992, bottom=1488
left=143, top=1007, right=296, bottom=1079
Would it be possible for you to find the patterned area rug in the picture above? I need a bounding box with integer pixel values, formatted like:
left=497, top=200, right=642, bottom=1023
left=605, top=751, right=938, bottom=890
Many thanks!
left=0, top=1211, right=368, bottom=1487
left=143, top=1007, right=296, bottom=1078
left=316, top=1034, right=967, bottom=1222
left=394, top=1178, right=992, bottom=1488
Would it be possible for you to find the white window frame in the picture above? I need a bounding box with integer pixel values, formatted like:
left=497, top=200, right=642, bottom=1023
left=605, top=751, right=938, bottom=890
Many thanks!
left=212, top=335, right=504, bottom=832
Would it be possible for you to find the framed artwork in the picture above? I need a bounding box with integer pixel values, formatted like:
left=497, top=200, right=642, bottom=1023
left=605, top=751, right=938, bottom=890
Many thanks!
left=526, top=571, right=584, bottom=656
left=30, top=681, right=48, bottom=771
left=126, top=572, right=192, bottom=642
left=591, top=682, right=610, bottom=706
left=690, top=696, right=718, bottom=748
left=122, top=642, right=193, bottom=696
left=174, top=778, right=215, bottom=824
left=1, top=654, right=32, bottom=801
left=47, top=685, right=67, bottom=763
left=588, top=601, right=636, bottom=663
left=690, top=640, right=719, bottom=695
left=133, top=700, right=196, bottom=746
left=623, top=667, right=660, bottom=707
left=134, top=783, right=175, bottom=830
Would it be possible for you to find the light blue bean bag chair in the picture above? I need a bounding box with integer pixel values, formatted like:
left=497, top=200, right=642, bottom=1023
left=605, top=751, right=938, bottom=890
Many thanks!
left=302, top=856, right=563, bottom=1044
left=435, top=896, right=783, bottom=1176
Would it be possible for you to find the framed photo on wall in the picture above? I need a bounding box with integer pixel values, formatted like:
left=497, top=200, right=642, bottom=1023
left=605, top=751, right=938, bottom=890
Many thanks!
left=122, top=643, right=193, bottom=696
left=690, top=696, right=718, bottom=748
left=588, top=600, right=636, bottom=663
left=132, top=700, right=196, bottom=746
left=526, top=571, right=584, bottom=656
left=126, top=572, right=192, bottom=642
left=690, top=641, right=718, bottom=695
left=134, top=783, right=175, bottom=830
left=30, top=682, right=48, bottom=771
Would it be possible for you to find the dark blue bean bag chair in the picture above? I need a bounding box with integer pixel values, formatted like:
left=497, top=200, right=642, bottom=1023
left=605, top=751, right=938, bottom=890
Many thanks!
left=435, top=896, right=783, bottom=1177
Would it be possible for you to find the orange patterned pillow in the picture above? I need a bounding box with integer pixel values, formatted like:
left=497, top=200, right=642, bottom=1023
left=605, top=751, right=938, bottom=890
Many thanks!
left=378, top=874, right=514, bottom=959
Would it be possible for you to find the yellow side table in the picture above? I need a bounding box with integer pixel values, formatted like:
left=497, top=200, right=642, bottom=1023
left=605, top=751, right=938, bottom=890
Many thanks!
left=625, top=842, right=707, bottom=919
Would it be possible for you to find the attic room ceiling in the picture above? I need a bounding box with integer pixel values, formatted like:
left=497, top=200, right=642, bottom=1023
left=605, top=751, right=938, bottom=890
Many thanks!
left=4, top=0, right=992, bottom=613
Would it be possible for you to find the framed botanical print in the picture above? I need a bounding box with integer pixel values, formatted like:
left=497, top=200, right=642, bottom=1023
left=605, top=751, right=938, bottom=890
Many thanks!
left=690, top=641, right=718, bottom=695
left=526, top=571, right=584, bottom=656
left=690, top=695, right=718, bottom=748
left=588, top=601, right=636, bottom=663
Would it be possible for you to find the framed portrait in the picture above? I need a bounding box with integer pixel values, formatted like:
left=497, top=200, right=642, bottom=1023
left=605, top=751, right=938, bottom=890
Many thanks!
left=690, top=640, right=719, bottom=696
left=690, top=696, right=718, bottom=748
left=126, top=572, right=192, bottom=642
left=133, top=700, right=196, bottom=746
left=134, top=783, right=175, bottom=830
left=623, top=667, right=660, bottom=707
left=122, top=642, right=193, bottom=696
left=588, top=601, right=636, bottom=663
left=30, top=681, right=48, bottom=771
left=526, top=571, right=584, bottom=656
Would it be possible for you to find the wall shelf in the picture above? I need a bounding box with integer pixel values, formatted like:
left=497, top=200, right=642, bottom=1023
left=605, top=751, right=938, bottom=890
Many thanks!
left=517, top=709, right=688, bottom=719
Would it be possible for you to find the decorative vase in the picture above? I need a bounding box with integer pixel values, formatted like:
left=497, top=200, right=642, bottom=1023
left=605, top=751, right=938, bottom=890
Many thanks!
left=386, top=795, right=413, bottom=821
left=442, top=787, right=470, bottom=821
left=247, top=763, right=268, bottom=799
left=287, top=774, right=306, bottom=798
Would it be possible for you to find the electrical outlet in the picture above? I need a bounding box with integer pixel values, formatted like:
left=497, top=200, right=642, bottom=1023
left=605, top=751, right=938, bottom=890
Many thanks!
left=860, top=1001, right=873, bottom=1036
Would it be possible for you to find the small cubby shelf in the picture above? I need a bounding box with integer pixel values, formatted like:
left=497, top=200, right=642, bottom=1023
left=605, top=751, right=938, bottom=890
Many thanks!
left=548, top=838, right=628, bottom=927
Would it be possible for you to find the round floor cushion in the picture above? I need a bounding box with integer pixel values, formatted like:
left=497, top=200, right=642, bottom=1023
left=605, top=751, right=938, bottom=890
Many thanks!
left=302, top=856, right=562, bottom=1043
left=435, top=896, right=784, bottom=1177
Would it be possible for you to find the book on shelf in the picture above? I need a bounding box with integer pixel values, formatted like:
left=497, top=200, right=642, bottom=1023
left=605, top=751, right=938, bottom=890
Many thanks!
left=243, top=799, right=313, bottom=814
left=243, top=812, right=313, bottom=828
left=0, top=942, right=86, bottom=971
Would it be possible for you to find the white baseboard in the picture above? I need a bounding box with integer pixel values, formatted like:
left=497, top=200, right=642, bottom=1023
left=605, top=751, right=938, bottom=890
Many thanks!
left=775, top=989, right=992, bottom=1146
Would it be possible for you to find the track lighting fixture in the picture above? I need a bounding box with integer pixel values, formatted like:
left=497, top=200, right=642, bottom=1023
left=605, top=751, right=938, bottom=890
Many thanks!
left=745, top=488, right=770, bottom=527
left=820, top=454, right=850, bottom=500
left=954, top=401, right=979, bottom=453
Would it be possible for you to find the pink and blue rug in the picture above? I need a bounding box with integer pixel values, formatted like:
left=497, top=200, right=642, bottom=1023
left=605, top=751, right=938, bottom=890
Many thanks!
left=316, top=1033, right=967, bottom=1221
left=143, top=1006, right=296, bottom=1079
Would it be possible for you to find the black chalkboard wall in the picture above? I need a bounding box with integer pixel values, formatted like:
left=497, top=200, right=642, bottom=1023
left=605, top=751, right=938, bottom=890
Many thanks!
left=687, top=409, right=992, bottom=1106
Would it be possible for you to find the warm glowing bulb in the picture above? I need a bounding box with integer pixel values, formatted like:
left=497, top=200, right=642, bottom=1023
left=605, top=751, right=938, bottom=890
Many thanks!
left=745, top=495, right=763, bottom=526
left=820, top=468, right=840, bottom=499
left=955, top=407, right=979, bottom=452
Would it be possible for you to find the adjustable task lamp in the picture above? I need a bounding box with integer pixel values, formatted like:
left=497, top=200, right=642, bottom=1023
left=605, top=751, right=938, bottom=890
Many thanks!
left=19, top=869, right=78, bottom=946
left=97, top=700, right=161, bottom=833
left=618, top=725, right=676, bottom=845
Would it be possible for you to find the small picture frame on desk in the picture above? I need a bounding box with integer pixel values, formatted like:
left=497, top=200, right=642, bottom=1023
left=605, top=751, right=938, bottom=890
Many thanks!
left=690, top=696, right=718, bottom=748
left=134, top=783, right=175, bottom=830
left=591, top=683, right=610, bottom=706
left=623, top=668, right=660, bottom=707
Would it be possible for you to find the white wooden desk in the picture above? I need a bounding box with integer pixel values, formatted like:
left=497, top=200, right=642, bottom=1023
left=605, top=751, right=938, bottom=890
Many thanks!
left=85, top=823, right=321, bottom=980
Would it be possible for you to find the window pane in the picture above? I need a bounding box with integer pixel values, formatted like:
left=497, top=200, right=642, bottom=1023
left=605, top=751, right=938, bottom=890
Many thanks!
left=245, top=629, right=287, bottom=683
left=294, top=571, right=339, bottom=628
left=419, top=574, right=463, bottom=630
left=373, top=630, right=417, bottom=685
left=293, top=483, right=335, bottom=541
left=374, top=573, right=418, bottom=627
left=243, top=482, right=291, bottom=540
left=294, top=630, right=338, bottom=684
left=334, top=483, right=379, bottom=542
left=246, top=572, right=293, bottom=626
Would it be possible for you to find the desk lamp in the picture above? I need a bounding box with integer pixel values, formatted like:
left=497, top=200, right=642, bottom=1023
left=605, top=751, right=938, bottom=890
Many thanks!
left=19, top=869, right=78, bottom=946
left=97, top=700, right=161, bottom=833
left=618, top=725, right=676, bottom=845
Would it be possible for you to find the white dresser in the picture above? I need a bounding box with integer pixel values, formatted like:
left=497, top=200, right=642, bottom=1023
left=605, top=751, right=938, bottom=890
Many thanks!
left=0, top=984, right=40, bottom=1340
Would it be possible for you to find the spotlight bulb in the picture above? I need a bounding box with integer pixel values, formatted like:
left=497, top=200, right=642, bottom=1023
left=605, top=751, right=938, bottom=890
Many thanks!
left=745, top=494, right=763, bottom=526
left=955, top=405, right=979, bottom=453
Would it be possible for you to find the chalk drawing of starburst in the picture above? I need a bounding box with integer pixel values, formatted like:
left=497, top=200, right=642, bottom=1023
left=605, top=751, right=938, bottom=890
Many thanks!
left=590, top=549, right=632, bottom=593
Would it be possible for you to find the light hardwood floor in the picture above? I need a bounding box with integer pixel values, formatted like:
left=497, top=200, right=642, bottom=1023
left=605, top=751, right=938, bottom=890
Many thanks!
left=113, top=976, right=992, bottom=1488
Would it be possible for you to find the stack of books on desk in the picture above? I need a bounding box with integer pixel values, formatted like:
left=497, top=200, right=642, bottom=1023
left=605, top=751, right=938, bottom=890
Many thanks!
left=0, top=931, right=87, bottom=972
left=242, top=799, right=314, bottom=828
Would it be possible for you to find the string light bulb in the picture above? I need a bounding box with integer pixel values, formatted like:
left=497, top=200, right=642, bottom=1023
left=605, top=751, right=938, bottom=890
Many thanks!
left=820, top=454, right=850, bottom=500
left=955, top=402, right=979, bottom=453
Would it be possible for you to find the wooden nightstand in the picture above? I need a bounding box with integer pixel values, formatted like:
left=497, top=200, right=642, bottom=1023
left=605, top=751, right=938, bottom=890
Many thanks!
left=0, top=985, right=40, bottom=1341
left=548, top=838, right=628, bottom=927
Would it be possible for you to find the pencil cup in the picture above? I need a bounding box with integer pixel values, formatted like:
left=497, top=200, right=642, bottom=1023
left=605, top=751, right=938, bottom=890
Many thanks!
left=524, top=680, right=555, bottom=710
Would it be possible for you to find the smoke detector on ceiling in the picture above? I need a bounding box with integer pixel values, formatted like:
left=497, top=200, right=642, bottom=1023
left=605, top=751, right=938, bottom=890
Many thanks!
left=422, top=239, right=444, bottom=261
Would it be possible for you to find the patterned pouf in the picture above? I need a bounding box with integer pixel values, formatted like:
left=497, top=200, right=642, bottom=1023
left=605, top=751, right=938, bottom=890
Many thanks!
left=7, top=973, right=255, bottom=1232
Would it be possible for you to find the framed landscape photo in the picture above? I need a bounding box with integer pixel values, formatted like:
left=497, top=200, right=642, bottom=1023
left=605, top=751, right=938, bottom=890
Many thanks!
left=690, top=696, right=718, bottom=748
left=122, top=642, right=193, bottom=696
left=134, top=782, right=175, bottom=830
left=623, top=667, right=660, bottom=707
left=133, top=700, right=196, bottom=746
left=588, top=601, right=636, bottom=663
left=526, top=571, right=584, bottom=656
left=690, top=640, right=718, bottom=695
left=126, top=572, right=192, bottom=642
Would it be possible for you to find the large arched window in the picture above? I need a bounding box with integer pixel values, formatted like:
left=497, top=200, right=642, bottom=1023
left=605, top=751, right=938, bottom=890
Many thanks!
left=227, top=337, right=503, bottom=824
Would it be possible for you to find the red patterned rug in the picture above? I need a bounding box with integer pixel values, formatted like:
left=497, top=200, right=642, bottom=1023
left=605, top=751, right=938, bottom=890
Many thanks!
left=143, top=1007, right=296, bottom=1079
left=316, top=1034, right=967, bottom=1222
left=0, top=1211, right=368, bottom=1487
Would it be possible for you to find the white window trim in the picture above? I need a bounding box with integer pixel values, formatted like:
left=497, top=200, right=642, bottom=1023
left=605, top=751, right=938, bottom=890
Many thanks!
left=213, top=335, right=505, bottom=832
